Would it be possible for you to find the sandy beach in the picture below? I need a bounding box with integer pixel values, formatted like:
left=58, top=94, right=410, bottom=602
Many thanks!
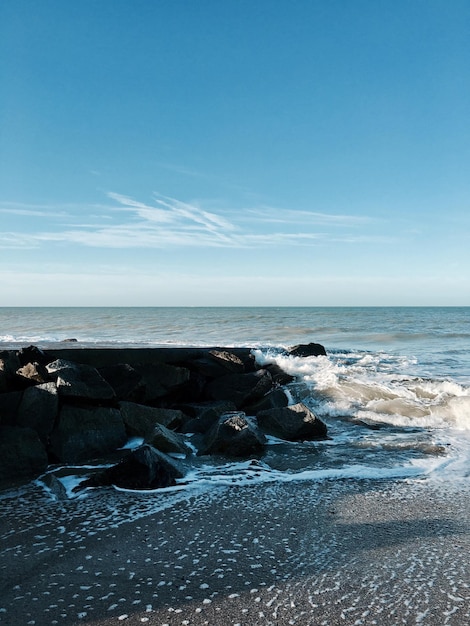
left=1, top=475, right=469, bottom=626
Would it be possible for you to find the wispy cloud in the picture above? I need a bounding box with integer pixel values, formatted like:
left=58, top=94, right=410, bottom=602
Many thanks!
left=243, top=206, right=375, bottom=226
left=0, top=192, right=389, bottom=250
left=0, top=206, right=67, bottom=218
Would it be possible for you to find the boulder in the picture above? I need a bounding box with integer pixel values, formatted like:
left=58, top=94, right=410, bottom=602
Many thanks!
left=0, top=426, right=48, bottom=482
left=76, top=444, right=184, bottom=490
left=257, top=402, right=328, bottom=441
left=17, top=382, right=59, bottom=445
left=17, top=345, right=49, bottom=366
left=49, top=405, right=127, bottom=463
left=178, top=400, right=237, bottom=434
left=288, top=342, right=327, bottom=357
left=16, top=362, right=50, bottom=385
left=190, top=350, right=245, bottom=378
left=0, top=390, right=24, bottom=426
left=198, top=412, right=266, bottom=457
left=158, top=370, right=207, bottom=405
left=98, top=363, right=145, bottom=402
left=46, top=359, right=116, bottom=402
left=119, top=401, right=185, bottom=438
left=135, top=362, right=190, bottom=403
left=149, top=423, right=191, bottom=455
left=0, top=368, right=7, bottom=394
left=42, top=473, right=68, bottom=500
left=0, top=352, right=22, bottom=391
left=204, top=369, right=273, bottom=409
left=243, top=388, right=289, bottom=414
left=263, top=362, right=295, bottom=385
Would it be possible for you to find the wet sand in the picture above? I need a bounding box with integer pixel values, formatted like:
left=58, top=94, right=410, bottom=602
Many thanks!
left=1, top=476, right=469, bottom=626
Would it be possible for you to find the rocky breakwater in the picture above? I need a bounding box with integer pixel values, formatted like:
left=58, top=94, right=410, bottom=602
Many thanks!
left=0, top=343, right=328, bottom=491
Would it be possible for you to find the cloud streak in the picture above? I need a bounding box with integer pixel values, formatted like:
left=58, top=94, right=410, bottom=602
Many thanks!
left=0, top=192, right=389, bottom=250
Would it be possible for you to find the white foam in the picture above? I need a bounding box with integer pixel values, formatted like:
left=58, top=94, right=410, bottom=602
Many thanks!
left=120, top=437, right=144, bottom=450
left=256, top=350, right=470, bottom=432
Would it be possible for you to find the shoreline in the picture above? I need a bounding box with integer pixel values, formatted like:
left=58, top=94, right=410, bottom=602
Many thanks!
left=1, top=475, right=469, bottom=625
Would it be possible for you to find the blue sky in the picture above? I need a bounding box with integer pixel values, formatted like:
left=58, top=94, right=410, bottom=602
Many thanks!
left=1, top=0, right=469, bottom=306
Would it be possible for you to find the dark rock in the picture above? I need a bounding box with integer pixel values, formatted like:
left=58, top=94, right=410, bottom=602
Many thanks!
left=190, top=350, right=245, bottom=378
left=46, top=359, right=116, bottom=402
left=158, top=370, right=207, bottom=405
left=204, top=369, right=273, bottom=409
left=263, top=362, right=295, bottom=385
left=257, top=402, right=328, bottom=441
left=0, top=369, right=7, bottom=394
left=17, top=382, right=59, bottom=445
left=0, top=391, right=24, bottom=426
left=288, top=342, right=327, bottom=357
left=17, top=345, right=49, bottom=366
left=149, top=423, right=191, bottom=455
left=42, top=473, right=68, bottom=500
left=120, top=401, right=185, bottom=438
left=77, top=444, right=184, bottom=490
left=49, top=405, right=127, bottom=463
left=0, top=426, right=48, bottom=482
left=243, top=388, right=289, bottom=414
left=135, top=362, right=190, bottom=403
left=178, top=400, right=237, bottom=434
left=198, top=412, right=267, bottom=457
left=98, top=363, right=145, bottom=402
left=0, top=352, right=22, bottom=390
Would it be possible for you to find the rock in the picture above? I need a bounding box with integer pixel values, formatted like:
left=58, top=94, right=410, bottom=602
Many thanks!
left=135, top=362, right=190, bottom=403
left=159, top=370, right=207, bottom=405
left=45, top=358, right=74, bottom=373
left=17, top=382, right=59, bottom=445
left=0, top=390, right=24, bottom=426
left=263, top=362, right=295, bottom=385
left=49, top=405, right=127, bottom=463
left=16, top=362, right=50, bottom=385
left=0, top=352, right=22, bottom=390
left=46, top=359, right=116, bottom=402
left=0, top=368, right=7, bottom=394
left=243, top=388, right=289, bottom=414
left=42, top=473, right=68, bottom=500
left=0, top=426, right=48, bottom=482
left=288, top=342, right=327, bottom=357
left=204, top=369, right=273, bottom=409
left=178, top=400, right=238, bottom=434
left=77, top=444, right=184, bottom=490
left=190, top=350, right=246, bottom=378
left=198, top=412, right=266, bottom=457
left=257, top=402, right=328, bottom=441
left=149, top=423, right=191, bottom=455
left=98, top=363, right=145, bottom=402
left=119, top=401, right=186, bottom=437
left=17, top=345, right=49, bottom=366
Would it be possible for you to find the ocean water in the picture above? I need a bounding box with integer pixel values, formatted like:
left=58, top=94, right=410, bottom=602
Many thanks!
left=1, top=306, right=469, bottom=491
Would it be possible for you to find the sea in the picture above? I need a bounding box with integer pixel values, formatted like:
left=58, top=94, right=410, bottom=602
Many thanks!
left=1, top=306, right=470, bottom=495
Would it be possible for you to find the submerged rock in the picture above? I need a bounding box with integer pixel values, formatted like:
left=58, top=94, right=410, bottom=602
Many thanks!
left=257, top=402, right=328, bottom=441
left=76, top=444, right=185, bottom=490
left=288, top=342, right=327, bottom=357
left=198, top=411, right=267, bottom=457
left=149, top=423, right=191, bottom=455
